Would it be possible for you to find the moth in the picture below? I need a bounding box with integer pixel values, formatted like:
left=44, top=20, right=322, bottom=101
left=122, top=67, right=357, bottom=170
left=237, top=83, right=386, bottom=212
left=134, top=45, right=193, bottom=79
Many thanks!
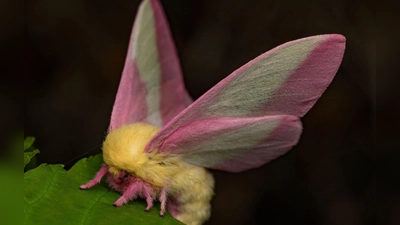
left=80, top=0, right=346, bottom=224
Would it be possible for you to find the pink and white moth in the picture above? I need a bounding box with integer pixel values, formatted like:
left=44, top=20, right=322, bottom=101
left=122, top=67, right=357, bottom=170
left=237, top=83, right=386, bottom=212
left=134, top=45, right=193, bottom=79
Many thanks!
left=80, top=0, right=346, bottom=224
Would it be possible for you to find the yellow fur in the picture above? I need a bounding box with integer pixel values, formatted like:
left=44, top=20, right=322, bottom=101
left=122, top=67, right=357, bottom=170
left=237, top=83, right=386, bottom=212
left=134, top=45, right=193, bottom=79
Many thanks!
left=102, top=123, right=215, bottom=225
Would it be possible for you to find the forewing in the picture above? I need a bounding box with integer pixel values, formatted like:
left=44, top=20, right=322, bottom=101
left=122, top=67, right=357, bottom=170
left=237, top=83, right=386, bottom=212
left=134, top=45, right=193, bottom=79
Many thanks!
left=146, top=34, right=345, bottom=171
left=109, top=0, right=190, bottom=130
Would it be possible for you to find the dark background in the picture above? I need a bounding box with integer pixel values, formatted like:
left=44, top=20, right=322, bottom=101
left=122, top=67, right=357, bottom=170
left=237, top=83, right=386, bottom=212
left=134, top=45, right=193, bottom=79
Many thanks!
left=24, top=0, right=376, bottom=224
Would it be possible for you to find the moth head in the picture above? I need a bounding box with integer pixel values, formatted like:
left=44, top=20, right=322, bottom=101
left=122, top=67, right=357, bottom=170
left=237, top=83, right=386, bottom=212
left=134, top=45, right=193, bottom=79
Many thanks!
left=102, top=123, right=179, bottom=186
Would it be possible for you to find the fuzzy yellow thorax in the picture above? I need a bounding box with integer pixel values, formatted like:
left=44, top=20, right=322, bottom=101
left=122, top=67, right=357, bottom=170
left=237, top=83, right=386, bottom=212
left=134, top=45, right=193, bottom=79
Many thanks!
left=102, top=123, right=181, bottom=186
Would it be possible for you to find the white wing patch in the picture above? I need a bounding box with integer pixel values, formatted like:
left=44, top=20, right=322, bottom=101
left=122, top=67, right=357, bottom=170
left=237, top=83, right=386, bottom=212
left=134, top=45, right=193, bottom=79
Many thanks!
left=131, top=0, right=162, bottom=127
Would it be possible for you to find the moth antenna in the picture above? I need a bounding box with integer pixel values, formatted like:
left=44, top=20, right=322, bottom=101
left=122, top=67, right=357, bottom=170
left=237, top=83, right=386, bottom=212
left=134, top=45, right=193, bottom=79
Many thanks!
left=64, top=144, right=102, bottom=168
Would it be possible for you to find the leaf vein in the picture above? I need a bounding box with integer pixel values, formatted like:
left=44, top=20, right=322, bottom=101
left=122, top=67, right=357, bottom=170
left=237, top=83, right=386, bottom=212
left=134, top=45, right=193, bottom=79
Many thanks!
left=24, top=167, right=58, bottom=221
left=82, top=190, right=110, bottom=225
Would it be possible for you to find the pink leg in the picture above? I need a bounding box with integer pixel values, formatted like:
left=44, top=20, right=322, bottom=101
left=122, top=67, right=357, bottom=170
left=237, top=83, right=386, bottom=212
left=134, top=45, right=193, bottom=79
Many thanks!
left=142, top=182, right=154, bottom=211
left=113, top=180, right=142, bottom=207
left=159, top=187, right=167, bottom=217
left=80, top=164, right=108, bottom=189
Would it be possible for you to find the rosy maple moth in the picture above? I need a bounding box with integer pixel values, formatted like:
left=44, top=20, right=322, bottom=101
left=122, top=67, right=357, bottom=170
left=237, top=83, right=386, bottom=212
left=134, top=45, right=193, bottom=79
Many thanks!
left=80, top=0, right=346, bottom=224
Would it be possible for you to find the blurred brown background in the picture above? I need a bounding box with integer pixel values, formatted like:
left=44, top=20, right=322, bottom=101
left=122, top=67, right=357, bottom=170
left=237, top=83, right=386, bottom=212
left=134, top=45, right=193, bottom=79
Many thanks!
left=25, top=0, right=376, bottom=224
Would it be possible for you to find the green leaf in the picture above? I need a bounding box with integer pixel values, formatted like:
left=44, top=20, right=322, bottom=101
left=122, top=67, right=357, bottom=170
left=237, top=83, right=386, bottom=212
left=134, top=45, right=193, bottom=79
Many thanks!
left=24, top=137, right=40, bottom=169
left=24, top=149, right=40, bottom=167
left=24, top=137, right=36, bottom=151
left=24, top=154, right=183, bottom=225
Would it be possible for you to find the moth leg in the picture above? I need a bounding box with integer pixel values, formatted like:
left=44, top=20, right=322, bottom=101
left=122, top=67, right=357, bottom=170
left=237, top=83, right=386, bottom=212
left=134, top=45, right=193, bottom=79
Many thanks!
left=142, top=182, right=154, bottom=211
left=159, top=187, right=167, bottom=217
left=80, top=164, right=108, bottom=189
left=113, top=180, right=141, bottom=207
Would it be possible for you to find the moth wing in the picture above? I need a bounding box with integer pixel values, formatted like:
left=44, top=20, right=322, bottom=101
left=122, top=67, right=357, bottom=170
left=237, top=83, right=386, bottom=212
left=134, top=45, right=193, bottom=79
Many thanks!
left=146, top=34, right=345, bottom=172
left=161, top=115, right=302, bottom=172
left=109, top=0, right=191, bottom=130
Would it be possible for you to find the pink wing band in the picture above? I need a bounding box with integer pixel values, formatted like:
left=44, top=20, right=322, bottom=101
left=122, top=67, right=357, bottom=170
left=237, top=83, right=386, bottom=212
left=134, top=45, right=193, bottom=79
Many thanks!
left=110, top=60, right=148, bottom=131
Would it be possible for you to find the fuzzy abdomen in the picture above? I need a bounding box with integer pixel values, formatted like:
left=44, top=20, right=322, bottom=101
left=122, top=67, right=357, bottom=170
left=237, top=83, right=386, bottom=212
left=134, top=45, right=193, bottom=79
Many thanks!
left=169, top=164, right=215, bottom=225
